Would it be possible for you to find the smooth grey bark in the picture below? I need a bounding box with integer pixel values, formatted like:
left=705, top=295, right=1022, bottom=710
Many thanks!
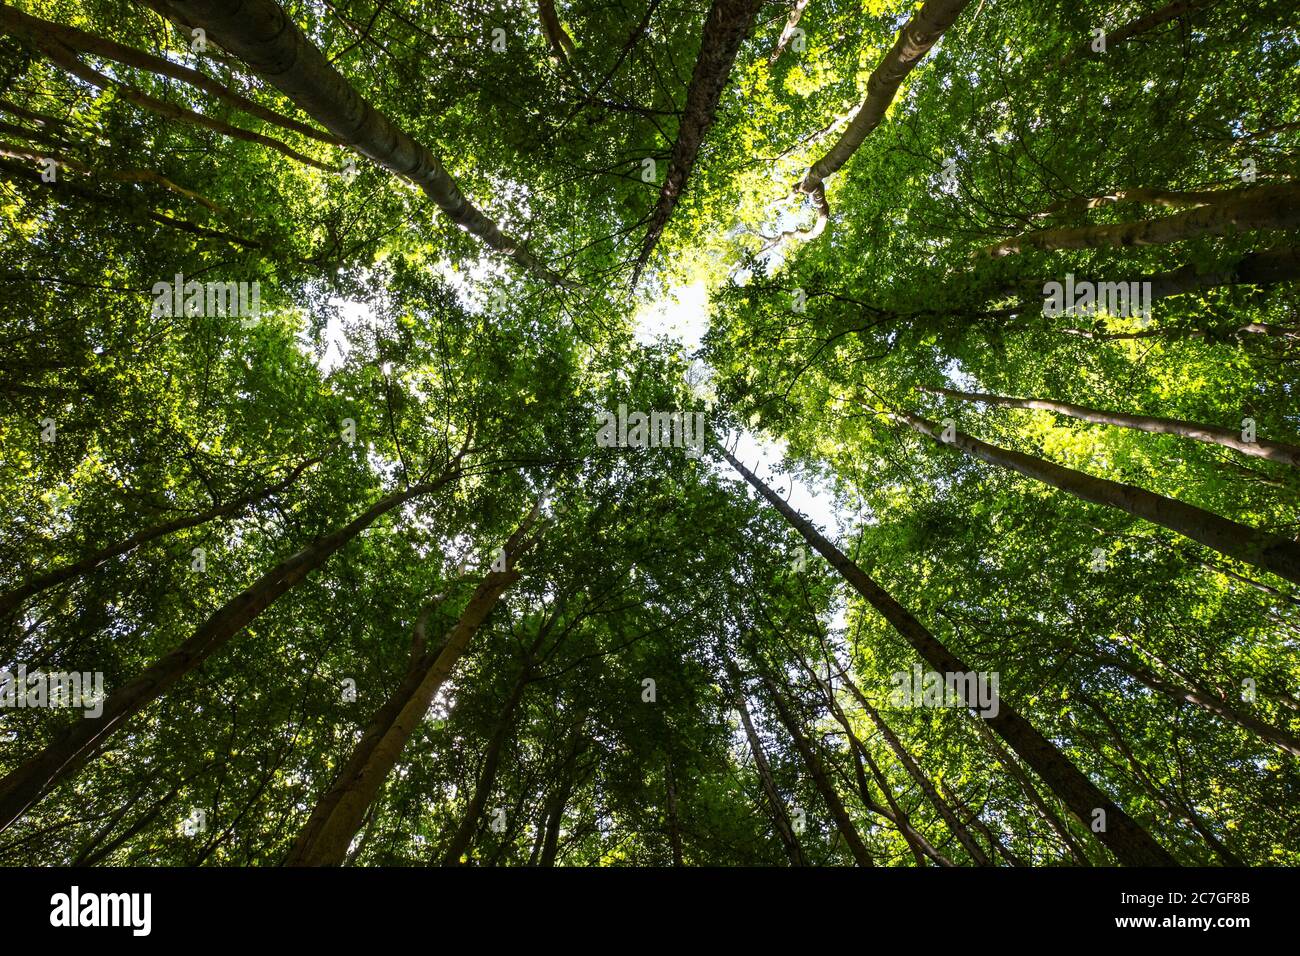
left=721, top=443, right=1178, bottom=866
left=924, top=385, right=1300, bottom=468
left=156, top=0, right=566, bottom=283
left=900, top=409, right=1300, bottom=586
left=0, top=457, right=466, bottom=834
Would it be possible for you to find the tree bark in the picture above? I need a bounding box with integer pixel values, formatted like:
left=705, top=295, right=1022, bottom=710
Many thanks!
left=979, top=181, right=1300, bottom=258
left=721, top=444, right=1178, bottom=866
left=537, top=0, right=577, bottom=63
left=0, top=455, right=466, bottom=834
left=1054, top=0, right=1215, bottom=72
left=0, top=3, right=340, bottom=144
left=157, top=0, right=565, bottom=283
left=798, top=0, right=969, bottom=232
left=924, top=386, right=1300, bottom=468
left=757, top=670, right=875, bottom=866
left=727, top=663, right=808, bottom=865
left=285, top=499, right=542, bottom=866
left=632, top=0, right=764, bottom=283
left=900, top=409, right=1300, bottom=586
left=966, top=714, right=1094, bottom=865
left=769, top=0, right=810, bottom=65
left=0, top=452, right=324, bottom=620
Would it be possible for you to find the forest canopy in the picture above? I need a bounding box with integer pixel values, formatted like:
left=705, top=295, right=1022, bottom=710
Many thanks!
left=0, top=0, right=1297, bottom=869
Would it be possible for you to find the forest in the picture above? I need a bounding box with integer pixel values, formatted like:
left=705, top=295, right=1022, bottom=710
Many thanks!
left=0, top=0, right=1296, bottom=870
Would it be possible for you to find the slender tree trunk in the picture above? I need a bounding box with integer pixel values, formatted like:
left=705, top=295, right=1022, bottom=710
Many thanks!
left=0, top=3, right=339, bottom=143
left=769, top=0, right=810, bottom=64
left=979, top=181, right=1300, bottom=258
left=632, top=0, right=764, bottom=283
left=966, top=714, right=1093, bottom=865
left=1088, top=647, right=1300, bottom=756
left=757, top=670, right=875, bottom=866
left=1054, top=0, right=1215, bottom=71
left=31, top=36, right=334, bottom=171
left=537, top=0, right=577, bottom=62
left=924, top=386, right=1300, bottom=468
left=721, top=445, right=1178, bottom=865
left=835, top=688, right=946, bottom=865
left=899, top=410, right=1300, bottom=586
left=0, top=452, right=324, bottom=620
left=845, top=671, right=992, bottom=865
left=665, top=757, right=685, bottom=866
left=157, top=0, right=564, bottom=283
left=285, top=500, right=542, bottom=866
left=536, top=713, right=589, bottom=867
left=439, top=624, right=550, bottom=866
left=0, top=459, right=466, bottom=834
left=726, top=662, right=808, bottom=865
left=799, top=0, right=969, bottom=229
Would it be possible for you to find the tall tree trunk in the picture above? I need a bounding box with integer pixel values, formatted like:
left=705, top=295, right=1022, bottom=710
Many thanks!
left=798, top=0, right=969, bottom=230
left=979, top=181, right=1300, bottom=258
left=756, top=670, right=875, bottom=866
left=834, top=685, right=947, bottom=865
left=924, top=386, right=1300, bottom=468
left=632, top=0, right=764, bottom=283
left=665, top=756, right=685, bottom=866
left=537, top=0, right=578, bottom=62
left=0, top=3, right=339, bottom=143
left=535, top=711, right=589, bottom=867
left=844, top=670, right=992, bottom=865
left=1087, top=646, right=1300, bottom=755
left=1054, top=0, right=1215, bottom=71
left=899, top=409, right=1300, bottom=586
left=768, top=0, right=810, bottom=64
left=156, top=0, right=564, bottom=283
left=965, top=714, right=1094, bottom=865
left=285, top=499, right=542, bottom=866
left=728, top=668, right=809, bottom=866
left=721, top=444, right=1178, bottom=866
left=0, top=457, right=467, bottom=834
left=439, top=620, right=553, bottom=866
left=0, top=452, right=325, bottom=620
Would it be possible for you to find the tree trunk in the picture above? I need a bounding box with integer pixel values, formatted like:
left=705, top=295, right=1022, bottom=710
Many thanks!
left=0, top=4, right=339, bottom=144
left=665, top=756, right=685, bottom=866
left=537, top=0, right=577, bottom=62
left=439, top=617, right=554, bottom=866
left=721, top=444, right=1178, bottom=866
left=438, top=665, right=531, bottom=865
left=285, top=499, right=542, bottom=866
left=966, top=714, right=1094, bottom=865
left=900, top=409, right=1300, bottom=586
left=727, top=665, right=808, bottom=865
left=799, top=0, right=969, bottom=227
left=632, top=0, right=764, bottom=283
left=0, top=452, right=324, bottom=620
left=0, top=460, right=466, bottom=834
left=979, top=181, right=1300, bottom=258
left=843, top=670, right=992, bottom=865
left=924, top=386, right=1300, bottom=468
left=769, top=0, right=810, bottom=65
left=1088, top=646, right=1300, bottom=756
left=157, top=0, right=564, bottom=283
left=1054, top=0, right=1214, bottom=71
left=756, top=670, right=875, bottom=866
